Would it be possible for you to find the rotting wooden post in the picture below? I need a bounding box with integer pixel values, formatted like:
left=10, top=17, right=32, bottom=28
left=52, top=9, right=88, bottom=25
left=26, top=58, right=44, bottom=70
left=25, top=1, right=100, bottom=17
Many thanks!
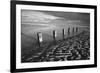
left=76, top=27, right=78, bottom=34
left=37, top=32, right=43, bottom=48
left=53, top=30, right=57, bottom=42
left=72, top=27, right=74, bottom=36
left=68, top=27, right=70, bottom=36
left=62, top=28, right=65, bottom=40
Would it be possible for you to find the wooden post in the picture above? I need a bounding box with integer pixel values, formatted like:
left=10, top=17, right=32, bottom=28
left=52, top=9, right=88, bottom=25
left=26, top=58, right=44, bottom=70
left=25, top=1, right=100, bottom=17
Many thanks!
left=72, top=27, right=74, bottom=36
left=37, top=32, right=43, bottom=48
left=62, top=28, right=65, bottom=40
left=68, top=27, right=70, bottom=36
left=76, top=27, right=78, bottom=34
left=53, top=30, right=57, bottom=41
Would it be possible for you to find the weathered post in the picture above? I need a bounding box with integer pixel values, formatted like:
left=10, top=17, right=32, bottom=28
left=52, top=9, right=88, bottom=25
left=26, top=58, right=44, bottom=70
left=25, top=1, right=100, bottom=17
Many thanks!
left=68, top=27, right=70, bottom=37
left=76, top=27, right=78, bottom=34
left=62, top=28, right=65, bottom=40
left=72, top=27, right=74, bottom=36
left=53, top=30, right=57, bottom=43
left=37, top=32, right=43, bottom=48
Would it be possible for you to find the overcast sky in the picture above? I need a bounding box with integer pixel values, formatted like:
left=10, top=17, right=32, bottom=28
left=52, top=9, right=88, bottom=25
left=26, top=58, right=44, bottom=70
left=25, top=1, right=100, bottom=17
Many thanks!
left=21, top=10, right=90, bottom=26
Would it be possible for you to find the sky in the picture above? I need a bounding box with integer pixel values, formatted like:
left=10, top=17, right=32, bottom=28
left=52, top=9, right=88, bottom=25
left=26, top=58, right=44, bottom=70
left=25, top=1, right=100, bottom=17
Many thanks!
left=21, top=10, right=90, bottom=26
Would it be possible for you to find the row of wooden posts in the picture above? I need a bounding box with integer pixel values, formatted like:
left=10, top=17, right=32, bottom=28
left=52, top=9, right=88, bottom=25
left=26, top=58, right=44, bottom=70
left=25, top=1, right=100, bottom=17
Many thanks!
left=37, top=27, right=78, bottom=47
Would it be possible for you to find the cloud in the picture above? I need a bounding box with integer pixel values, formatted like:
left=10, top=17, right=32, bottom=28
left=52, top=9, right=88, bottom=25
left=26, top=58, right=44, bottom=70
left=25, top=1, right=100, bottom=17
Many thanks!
left=21, top=10, right=63, bottom=24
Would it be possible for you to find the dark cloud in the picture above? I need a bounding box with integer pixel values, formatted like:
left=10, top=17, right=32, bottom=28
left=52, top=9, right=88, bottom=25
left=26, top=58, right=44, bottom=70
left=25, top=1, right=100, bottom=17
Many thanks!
left=38, top=10, right=90, bottom=26
left=22, top=10, right=90, bottom=26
